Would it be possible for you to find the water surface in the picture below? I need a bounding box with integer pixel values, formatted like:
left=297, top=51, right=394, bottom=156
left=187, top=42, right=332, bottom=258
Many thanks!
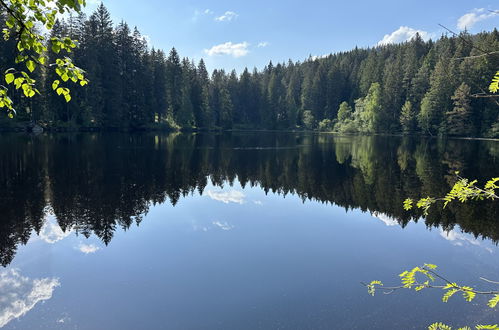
left=0, top=132, right=498, bottom=329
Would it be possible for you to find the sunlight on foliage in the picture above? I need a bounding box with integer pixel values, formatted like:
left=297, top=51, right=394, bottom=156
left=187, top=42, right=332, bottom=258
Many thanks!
left=490, top=71, right=499, bottom=94
left=429, top=323, right=499, bottom=330
left=0, top=0, right=89, bottom=116
left=366, top=263, right=499, bottom=330
left=404, top=173, right=499, bottom=215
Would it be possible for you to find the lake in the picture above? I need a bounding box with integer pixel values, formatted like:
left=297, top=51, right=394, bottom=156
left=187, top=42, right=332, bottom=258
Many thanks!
left=0, top=132, right=498, bottom=329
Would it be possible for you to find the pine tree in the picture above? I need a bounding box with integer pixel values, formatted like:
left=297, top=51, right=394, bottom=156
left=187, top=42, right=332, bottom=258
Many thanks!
left=166, top=48, right=182, bottom=124
left=400, top=100, right=416, bottom=133
left=446, top=83, right=473, bottom=136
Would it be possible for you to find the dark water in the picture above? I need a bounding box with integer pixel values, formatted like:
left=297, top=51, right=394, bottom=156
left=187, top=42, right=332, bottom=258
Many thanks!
left=0, top=132, right=498, bottom=329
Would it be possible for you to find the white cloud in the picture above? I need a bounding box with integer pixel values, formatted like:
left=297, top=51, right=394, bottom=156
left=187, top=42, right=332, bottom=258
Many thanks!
left=78, top=244, right=100, bottom=254
left=440, top=229, right=480, bottom=247
left=215, top=11, right=238, bottom=22
left=257, top=41, right=270, bottom=48
left=373, top=212, right=399, bottom=227
left=0, top=269, right=60, bottom=328
left=377, top=26, right=431, bottom=46
left=212, top=221, right=234, bottom=231
left=192, top=8, right=214, bottom=22
left=310, top=54, right=329, bottom=61
left=204, top=42, right=249, bottom=58
left=253, top=200, right=263, bottom=205
left=457, top=8, right=498, bottom=30
left=39, top=215, right=72, bottom=244
left=206, top=189, right=246, bottom=204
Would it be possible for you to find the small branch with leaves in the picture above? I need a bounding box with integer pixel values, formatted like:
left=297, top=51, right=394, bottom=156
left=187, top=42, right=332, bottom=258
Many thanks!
left=364, top=264, right=499, bottom=330
left=403, top=173, right=499, bottom=216
left=0, top=0, right=89, bottom=117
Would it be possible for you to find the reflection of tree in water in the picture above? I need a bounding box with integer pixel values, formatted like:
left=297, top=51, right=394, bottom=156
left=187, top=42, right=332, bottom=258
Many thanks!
left=0, top=132, right=497, bottom=266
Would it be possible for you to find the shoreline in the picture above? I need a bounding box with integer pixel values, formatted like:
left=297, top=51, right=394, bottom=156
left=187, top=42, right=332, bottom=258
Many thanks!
left=0, top=125, right=498, bottom=142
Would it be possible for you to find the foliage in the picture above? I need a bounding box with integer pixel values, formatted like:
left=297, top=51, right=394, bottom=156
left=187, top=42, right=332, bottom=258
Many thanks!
left=446, top=83, right=473, bottom=136
left=0, top=9, right=497, bottom=133
left=302, top=110, right=315, bottom=129
left=428, top=323, right=499, bottom=330
left=317, top=119, right=333, bottom=131
left=337, top=101, right=353, bottom=122
left=0, top=0, right=88, bottom=117
left=385, top=174, right=499, bottom=329
left=490, top=71, right=499, bottom=94
left=400, top=100, right=416, bottom=132
left=404, top=173, right=499, bottom=215
left=365, top=263, right=499, bottom=330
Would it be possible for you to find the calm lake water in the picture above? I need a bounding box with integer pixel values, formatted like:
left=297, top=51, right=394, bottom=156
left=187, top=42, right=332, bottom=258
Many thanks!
left=0, top=132, right=498, bottom=329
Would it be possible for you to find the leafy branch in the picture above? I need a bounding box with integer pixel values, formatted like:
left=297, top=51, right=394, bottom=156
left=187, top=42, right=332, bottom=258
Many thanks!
left=403, top=173, right=499, bottom=215
left=364, top=264, right=499, bottom=330
left=490, top=71, right=499, bottom=94
left=0, top=0, right=89, bottom=117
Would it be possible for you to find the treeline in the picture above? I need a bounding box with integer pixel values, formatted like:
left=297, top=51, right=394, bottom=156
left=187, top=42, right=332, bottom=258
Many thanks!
left=0, top=4, right=498, bottom=136
left=0, top=132, right=498, bottom=266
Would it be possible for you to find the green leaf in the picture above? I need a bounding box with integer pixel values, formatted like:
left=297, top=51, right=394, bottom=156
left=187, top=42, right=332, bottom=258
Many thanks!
left=52, top=80, right=60, bottom=90
left=461, top=287, right=476, bottom=302
left=428, top=322, right=452, bottom=330
left=5, top=73, right=14, bottom=84
left=26, top=60, right=36, bottom=73
left=488, top=295, right=499, bottom=308
left=442, top=289, right=458, bottom=303
left=64, top=93, right=71, bottom=103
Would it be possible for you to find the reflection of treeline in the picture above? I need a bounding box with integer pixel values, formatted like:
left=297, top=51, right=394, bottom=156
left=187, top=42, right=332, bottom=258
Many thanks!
left=0, top=133, right=498, bottom=266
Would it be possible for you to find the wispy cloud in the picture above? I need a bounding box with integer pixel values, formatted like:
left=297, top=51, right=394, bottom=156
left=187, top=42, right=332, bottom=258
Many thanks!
left=0, top=269, right=60, bottom=328
left=206, top=189, right=246, bottom=203
left=204, top=42, right=250, bottom=58
left=257, top=41, right=270, bottom=48
left=457, top=8, right=498, bottom=30
left=192, top=8, right=214, bottom=22
left=78, top=244, right=100, bottom=254
left=215, top=11, right=238, bottom=22
left=377, top=26, right=431, bottom=46
left=212, top=221, right=235, bottom=231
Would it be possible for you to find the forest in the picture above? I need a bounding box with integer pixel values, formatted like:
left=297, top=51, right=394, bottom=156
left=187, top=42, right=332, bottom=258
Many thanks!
left=0, top=4, right=498, bottom=137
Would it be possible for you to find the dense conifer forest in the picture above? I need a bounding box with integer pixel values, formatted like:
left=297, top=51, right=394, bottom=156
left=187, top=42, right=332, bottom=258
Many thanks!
left=0, top=4, right=498, bottom=137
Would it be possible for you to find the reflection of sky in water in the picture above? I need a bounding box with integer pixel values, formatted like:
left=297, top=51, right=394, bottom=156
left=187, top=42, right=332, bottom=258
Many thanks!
left=0, top=269, right=59, bottom=328
left=2, top=182, right=499, bottom=329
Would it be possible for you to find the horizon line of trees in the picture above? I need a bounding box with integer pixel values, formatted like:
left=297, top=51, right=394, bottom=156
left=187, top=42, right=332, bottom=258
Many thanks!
left=0, top=4, right=498, bottom=137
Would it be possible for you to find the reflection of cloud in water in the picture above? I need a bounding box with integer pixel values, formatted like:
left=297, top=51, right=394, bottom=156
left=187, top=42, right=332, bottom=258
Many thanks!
left=206, top=190, right=245, bottom=204
left=373, top=212, right=399, bottom=227
left=212, top=221, right=234, bottom=231
left=253, top=200, right=263, bottom=205
left=78, top=244, right=100, bottom=254
left=192, top=221, right=235, bottom=232
left=39, top=214, right=72, bottom=244
left=440, top=229, right=481, bottom=247
left=0, top=269, right=59, bottom=328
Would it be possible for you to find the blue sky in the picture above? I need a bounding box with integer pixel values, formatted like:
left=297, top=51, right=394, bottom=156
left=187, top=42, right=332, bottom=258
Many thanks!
left=85, top=0, right=498, bottom=72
